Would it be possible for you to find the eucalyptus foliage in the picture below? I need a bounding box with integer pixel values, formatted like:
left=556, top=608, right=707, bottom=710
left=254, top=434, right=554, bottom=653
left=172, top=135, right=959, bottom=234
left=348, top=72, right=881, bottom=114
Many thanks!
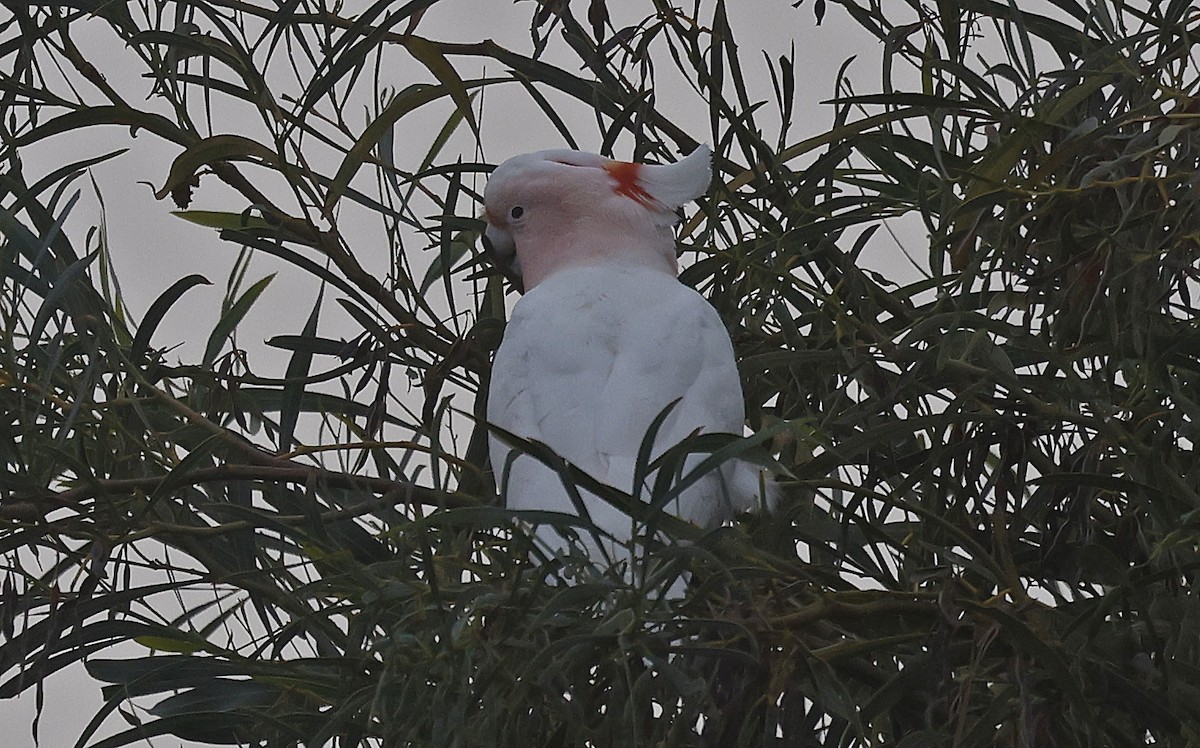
left=2, top=0, right=1200, bottom=745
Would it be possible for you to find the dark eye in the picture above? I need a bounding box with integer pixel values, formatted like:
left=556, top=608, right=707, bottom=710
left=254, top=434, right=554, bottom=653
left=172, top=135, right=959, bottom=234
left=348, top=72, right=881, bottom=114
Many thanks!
left=509, top=206, right=525, bottom=220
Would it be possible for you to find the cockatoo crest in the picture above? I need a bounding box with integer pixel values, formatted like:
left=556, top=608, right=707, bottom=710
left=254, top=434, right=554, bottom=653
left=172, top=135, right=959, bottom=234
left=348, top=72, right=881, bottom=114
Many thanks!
left=482, top=146, right=712, bottom=292
left=600, top=147, right=712, bottom=214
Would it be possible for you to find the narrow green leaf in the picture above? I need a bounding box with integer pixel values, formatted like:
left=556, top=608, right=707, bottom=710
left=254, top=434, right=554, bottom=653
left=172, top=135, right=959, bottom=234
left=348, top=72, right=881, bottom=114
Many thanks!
left=131, top=274, right=212, bottom=361
left=278, top=286, right=323, bottom=452
left=131, top=636, right=207, bottom=654
left=12, top=105, right=190, bottom=149
left=172, top=210, right=275, bottom=231
left=202, top=273, right=275, bottom=367
left=404, top=35, right=478, bottom=136
left=155, top=135, right=279, bottom=201
left=323, top=83, right=453, bottom=213
left=27, top=249, right=95, bottom=352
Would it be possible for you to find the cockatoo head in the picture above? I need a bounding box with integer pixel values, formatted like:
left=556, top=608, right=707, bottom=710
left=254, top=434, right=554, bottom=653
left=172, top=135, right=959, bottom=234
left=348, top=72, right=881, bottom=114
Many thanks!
left=482, top=145, right=712, bottom=292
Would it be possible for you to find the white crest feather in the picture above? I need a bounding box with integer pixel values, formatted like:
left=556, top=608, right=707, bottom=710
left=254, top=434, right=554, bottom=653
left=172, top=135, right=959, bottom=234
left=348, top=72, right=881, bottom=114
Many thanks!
left=637, top=145, right=712, bottom=211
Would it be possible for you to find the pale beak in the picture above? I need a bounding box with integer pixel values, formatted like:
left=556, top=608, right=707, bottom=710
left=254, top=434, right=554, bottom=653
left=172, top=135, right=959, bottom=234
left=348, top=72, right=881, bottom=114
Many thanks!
left=482, top=222, right=525, bottom=294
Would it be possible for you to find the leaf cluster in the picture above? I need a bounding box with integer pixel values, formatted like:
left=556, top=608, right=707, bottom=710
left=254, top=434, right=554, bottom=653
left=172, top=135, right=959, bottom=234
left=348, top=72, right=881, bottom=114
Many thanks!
left=1, top=0, right=1199, bottom=745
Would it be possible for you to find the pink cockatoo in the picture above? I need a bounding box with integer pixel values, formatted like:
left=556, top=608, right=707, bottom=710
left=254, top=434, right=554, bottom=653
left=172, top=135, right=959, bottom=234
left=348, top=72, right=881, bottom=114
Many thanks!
left=483, top=145, right=776, bottom=574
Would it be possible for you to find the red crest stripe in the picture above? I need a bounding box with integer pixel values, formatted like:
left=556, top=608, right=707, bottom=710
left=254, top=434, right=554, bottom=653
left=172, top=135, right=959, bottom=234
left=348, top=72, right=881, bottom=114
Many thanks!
left=603, top=160, right=657, bottom=209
